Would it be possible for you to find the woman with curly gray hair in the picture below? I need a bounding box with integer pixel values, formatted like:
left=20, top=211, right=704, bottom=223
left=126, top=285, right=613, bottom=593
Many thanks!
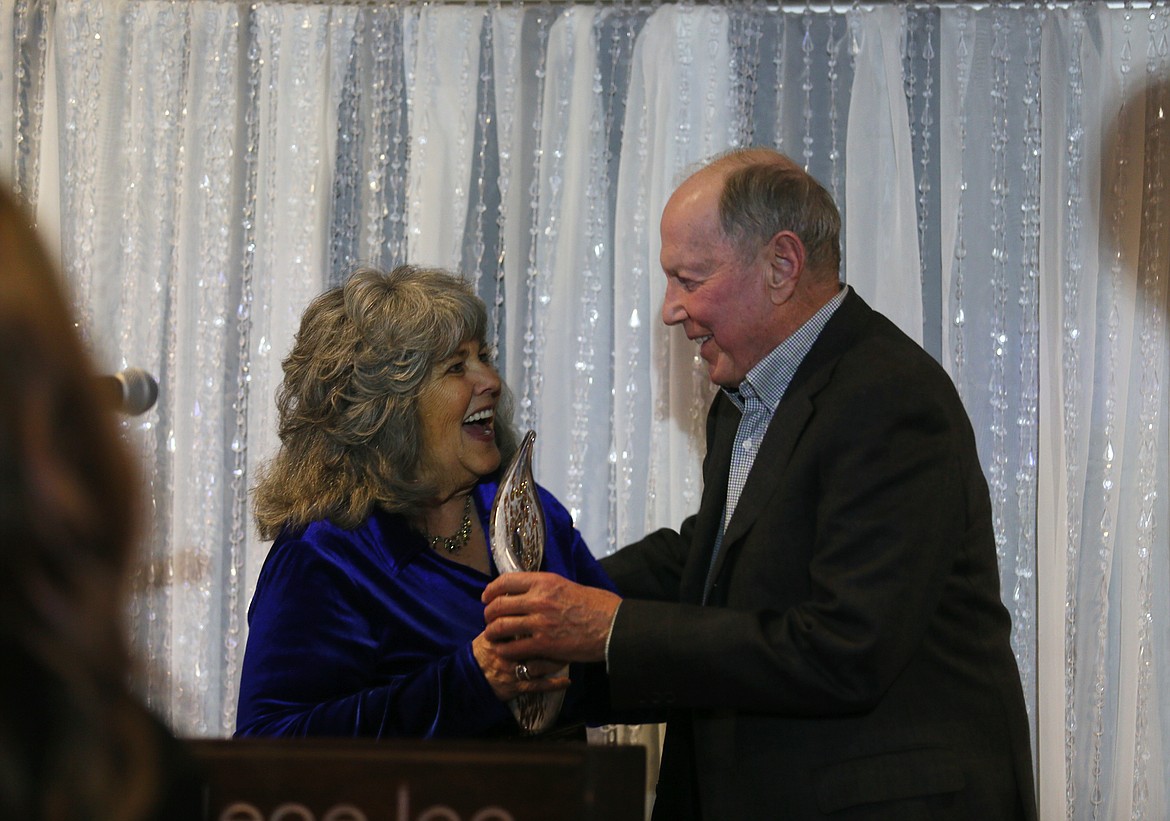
left=235, top=265, right=615, bottom=738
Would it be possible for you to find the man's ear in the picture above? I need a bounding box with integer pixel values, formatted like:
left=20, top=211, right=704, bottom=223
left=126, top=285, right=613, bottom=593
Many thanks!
left=765, top=231, right=805, bottom=305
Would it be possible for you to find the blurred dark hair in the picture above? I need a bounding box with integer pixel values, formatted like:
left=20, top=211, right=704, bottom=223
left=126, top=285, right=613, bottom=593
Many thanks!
left=0, top=188, right=160, bottom=819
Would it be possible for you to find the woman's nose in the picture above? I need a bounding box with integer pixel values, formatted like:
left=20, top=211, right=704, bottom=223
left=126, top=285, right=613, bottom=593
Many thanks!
left=476, top=362, right=501, bottom=394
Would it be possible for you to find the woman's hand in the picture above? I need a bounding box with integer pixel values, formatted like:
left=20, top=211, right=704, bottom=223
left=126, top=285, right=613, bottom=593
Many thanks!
left=471, top=632, right=570, bottom=702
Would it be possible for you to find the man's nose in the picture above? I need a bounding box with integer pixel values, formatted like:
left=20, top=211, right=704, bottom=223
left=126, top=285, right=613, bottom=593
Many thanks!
left=661, top=282, right=686, bottom=326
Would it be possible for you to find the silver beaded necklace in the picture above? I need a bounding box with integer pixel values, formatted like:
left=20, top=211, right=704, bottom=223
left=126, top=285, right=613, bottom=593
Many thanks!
left=428, top=495, right=473, bottom=553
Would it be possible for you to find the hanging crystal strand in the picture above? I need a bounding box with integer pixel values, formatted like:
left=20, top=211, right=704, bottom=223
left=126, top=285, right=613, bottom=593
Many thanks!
left=987, top=6, right=1010, bottom=573
left=564, top=8, right=609, bottom=525
left=225, top=0, right=262, bottom=737
left=704, top=7, right=728, bottom=150
left=1012, top=3, right=1042, bottom=741
left=518, top=5, right=553, bottom=432
left=951, top=6, right=970, bottom=390
left=1131, top=16, right=1168, bottom=817
left=329, top=18, right=363, bottom=282
left=1061, top=9, right=1087, bottom=819
left=745, top=4, right=762, bottom=147
left=602, top=3, right=637, bottom=166
left=677, top=6, right=725, bottom=513
left=604, top=10, right=620, bottom=556
left=848, top=0, right=861, bottom=71
left=1086, top=6, right=1131, bottom=815
left=112, top=0, right=163, bottom=711
left=674, top=6, right=694, bottom=169
left=469, top=8, right=494, bottom=296
left=363, top=6, right=398, bottom=265
left=159, top=4, right=195, bottom=730
left=603, top=2, right=638, bottom=554
left=118, top=1, right=152, bottom=372
left=114, top=0, right=165, bottom=719
left=729, top=5, right=746, bottom=146
left=841, top=4, right=862, bottom=263
left=690, top=6, right=721, bottom=511
left=685, top=9, right=725, bottom=504
left=535, top=5, right=572, bottom=368
left=903, top=5, right=918, bottom=193
left=772, top=7, right=787, bottom=153
left=12, top=0, right=48, bottom=206
left=601, top=4, right=632, bottom=161
left=55, top=0, right=105, bottom=340
left=492, top=1, right=521, bottom=358
left=179, top=3, right=243, bottom=736
left=647, top=5, right=687, bottom=523
left=614, top=28, right=654, bottom=549
left=116, top=1, right=148, bottom=361
left=918, top=7, right=936, bottom=295
left=800, top=3, right=814, bottom=169
left=645, top=5, right=696, bottom=524
left=385, top=6, right=409, bottom=265
left=903, top=4, right=927, bottom=293
left=125, top=0, right=194, bottom=728
left=730, top=2, right=762, bottom=147
left=825, top=4, right=842, bottom=203
left=902, top=7, right=916, bottom=110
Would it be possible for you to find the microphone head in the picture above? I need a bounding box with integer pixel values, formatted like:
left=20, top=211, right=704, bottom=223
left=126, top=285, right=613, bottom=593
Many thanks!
left=107, top=368, right=159, bottom=415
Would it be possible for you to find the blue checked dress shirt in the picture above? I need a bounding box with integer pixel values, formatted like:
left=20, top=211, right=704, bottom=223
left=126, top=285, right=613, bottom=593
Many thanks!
left=702, top=286, right=847, bottom=601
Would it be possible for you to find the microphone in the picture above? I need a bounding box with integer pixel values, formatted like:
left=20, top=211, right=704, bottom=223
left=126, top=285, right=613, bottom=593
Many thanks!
left=96, top=367, right=159, bottom=416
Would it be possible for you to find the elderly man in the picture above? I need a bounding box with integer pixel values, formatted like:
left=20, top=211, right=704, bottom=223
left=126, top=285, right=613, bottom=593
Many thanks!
left=483, top=148, right=1036, bottom=821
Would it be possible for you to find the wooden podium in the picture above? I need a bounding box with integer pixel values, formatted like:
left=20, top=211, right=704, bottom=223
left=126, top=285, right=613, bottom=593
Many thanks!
left=189, top=738, right=646, bottom=821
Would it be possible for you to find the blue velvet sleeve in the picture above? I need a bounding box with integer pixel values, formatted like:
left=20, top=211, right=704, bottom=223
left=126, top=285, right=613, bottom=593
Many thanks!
left=235, top=484, right=617, bottom=740
left=235, top=521, right=512, bottom=739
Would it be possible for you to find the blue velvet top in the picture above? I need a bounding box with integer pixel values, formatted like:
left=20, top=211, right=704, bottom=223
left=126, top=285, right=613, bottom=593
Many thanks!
left=234, top=480, right=615, bottom=739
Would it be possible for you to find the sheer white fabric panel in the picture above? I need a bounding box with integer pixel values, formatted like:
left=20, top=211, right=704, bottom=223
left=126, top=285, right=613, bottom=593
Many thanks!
left=939, top=7, right=1042, bottom=772
left=844, top=6, right=922, bottom=343
left=406, top=5, right=482, bottom=269
left=610, top=6, right=658, bottom=551
left=8, top=3, right=1170, bottom=817
left=1037, top=8, right=1102, bottom=815
left=238, top=4, right=344, bottom=735
left=168, top=3, right=246, bottom=736
left=527, top=7, right=614, bottom=553
left=616, top=4, right=728, bottom=544
left=493, top=5, right=542, bottom=427
left=1034, top=7, right=1170, bottom=818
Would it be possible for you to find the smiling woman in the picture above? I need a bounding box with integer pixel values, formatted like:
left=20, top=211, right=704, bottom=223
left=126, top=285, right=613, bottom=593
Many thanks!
left=235, top=265, right=618, bottom=740
left=417, top=339, right=505, bottom=519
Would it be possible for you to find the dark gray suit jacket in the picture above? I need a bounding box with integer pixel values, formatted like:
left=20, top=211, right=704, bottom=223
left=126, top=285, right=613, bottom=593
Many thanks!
left=601, top=289, right=1037, bottom=821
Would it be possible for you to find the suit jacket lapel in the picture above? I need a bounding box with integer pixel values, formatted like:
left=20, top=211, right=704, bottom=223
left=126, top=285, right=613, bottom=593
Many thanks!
left=709, top=289, right=872, bottom=587
left=680, top=394, right=738, bottom=603
left=720, top=393, right=815, bottom=548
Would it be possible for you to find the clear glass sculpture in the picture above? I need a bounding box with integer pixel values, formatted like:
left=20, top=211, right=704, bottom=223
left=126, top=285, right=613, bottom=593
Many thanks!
left=489, top=430, right=567, bottom=734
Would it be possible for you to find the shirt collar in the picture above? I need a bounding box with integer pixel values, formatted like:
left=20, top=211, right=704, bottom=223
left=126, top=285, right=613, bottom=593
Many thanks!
left=724, top=284, right=847, bottom=413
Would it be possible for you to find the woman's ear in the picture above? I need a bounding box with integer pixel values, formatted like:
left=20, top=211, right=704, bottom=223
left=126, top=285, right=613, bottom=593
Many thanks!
left=766, top=231, right=805, bottom=304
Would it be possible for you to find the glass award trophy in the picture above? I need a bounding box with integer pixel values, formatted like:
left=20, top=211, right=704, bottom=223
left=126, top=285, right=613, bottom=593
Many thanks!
left=489, top=430, right=567, bottom=733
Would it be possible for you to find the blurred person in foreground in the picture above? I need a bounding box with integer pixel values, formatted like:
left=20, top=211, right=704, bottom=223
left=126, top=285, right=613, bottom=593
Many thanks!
left=235, top=265, right=615, bottom=739
left=0, top=188, right=200, bottom=820
left=482, top=148, right=1037, bottom=820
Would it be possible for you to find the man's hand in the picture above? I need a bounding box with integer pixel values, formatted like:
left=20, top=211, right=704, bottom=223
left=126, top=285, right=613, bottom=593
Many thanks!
left=482, top=572, right=621, bottom=663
